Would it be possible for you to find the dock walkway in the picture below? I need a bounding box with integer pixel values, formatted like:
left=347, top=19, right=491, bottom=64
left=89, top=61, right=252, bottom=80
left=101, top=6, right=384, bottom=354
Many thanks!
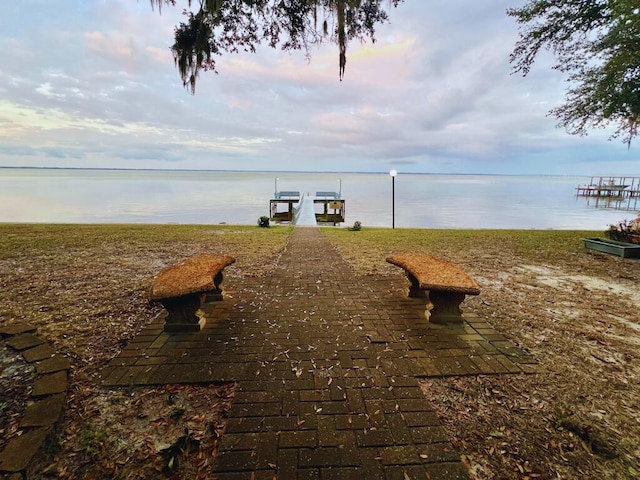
left=293, top=194, right=318, bottom=226
left=101, top=227, right=537, bottom=479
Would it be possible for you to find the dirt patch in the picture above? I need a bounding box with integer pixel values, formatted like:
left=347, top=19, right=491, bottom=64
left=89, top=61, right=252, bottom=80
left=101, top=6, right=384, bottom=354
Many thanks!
left=424, top=261, right=640, bottom=479
left=39, top=383, right=235, bottom=479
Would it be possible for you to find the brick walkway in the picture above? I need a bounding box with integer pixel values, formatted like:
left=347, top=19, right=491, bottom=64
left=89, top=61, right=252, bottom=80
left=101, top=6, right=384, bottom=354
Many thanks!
left=101, top=227, right=537, bottom=479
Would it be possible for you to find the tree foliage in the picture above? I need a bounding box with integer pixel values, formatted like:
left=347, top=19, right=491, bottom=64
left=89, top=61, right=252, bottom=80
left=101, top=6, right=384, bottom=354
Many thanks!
left=150, top=0, right=402, bottom=93
left=508, top=0, right=640, bottom=145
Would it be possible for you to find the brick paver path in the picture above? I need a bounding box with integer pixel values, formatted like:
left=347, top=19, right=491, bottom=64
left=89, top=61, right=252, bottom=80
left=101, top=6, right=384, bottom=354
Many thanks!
left=101, top=227, right=537, bottom=479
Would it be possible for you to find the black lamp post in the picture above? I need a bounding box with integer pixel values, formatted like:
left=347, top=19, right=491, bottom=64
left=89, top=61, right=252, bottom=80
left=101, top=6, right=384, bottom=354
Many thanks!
left=389, top=169, right=397, bottom=229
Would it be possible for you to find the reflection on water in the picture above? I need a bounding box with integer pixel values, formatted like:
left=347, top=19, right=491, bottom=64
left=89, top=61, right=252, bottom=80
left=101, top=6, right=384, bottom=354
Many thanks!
left=582, top=195, right=640, bottom=211
left=0, top=168, right=636, bottom=230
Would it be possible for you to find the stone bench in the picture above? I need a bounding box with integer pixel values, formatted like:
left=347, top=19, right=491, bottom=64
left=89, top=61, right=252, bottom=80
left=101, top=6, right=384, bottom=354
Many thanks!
left=386, top=253, right=480, bottom=324
left=151, top=253, right=236, bottom=332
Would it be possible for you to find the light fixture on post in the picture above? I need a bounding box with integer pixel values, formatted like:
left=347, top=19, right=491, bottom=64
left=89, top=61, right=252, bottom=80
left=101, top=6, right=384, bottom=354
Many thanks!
left=389, top=169, right=397, bottom=229
left=275, top=177, right=279, bottom=198
left=337, top=178, right=342, bottom=199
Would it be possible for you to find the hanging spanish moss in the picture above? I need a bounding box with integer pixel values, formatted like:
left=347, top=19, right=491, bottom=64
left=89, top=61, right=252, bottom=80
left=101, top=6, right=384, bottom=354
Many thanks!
left=150, top=0, right=402, bottom=92
left=337, top=0, right=346, bottom=81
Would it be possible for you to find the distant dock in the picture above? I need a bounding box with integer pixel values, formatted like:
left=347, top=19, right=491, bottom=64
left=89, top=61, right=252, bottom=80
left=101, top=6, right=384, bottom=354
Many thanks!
left=576, top=176, right=640, bottom=210
left=270, top=190, right=345, bottom=225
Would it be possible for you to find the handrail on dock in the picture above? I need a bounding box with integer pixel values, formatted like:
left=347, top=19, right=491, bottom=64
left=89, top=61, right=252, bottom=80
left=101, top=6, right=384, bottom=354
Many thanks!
left=315, top=191, right=340, bottom=199
left=275, top=191, right=300, bottom=199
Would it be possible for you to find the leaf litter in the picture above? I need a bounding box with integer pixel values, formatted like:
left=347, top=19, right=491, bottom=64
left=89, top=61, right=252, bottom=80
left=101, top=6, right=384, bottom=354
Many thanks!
left=326, top=228, right=640, bottom=480
left=0, top=224, right=289, bottom=478
left=44, top=383, right=236, bottom=479
left=3, top=225, right=640, bottom=478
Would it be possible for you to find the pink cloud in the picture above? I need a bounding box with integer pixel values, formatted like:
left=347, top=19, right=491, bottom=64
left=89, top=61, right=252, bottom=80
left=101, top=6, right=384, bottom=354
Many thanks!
left=145, top=46, right=172, bottom=64
left=84, top=31, right=134, bottom=61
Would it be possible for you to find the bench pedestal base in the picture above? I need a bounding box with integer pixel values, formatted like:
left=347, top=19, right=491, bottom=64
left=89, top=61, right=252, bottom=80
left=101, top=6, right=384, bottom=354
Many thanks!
left=151, top=255, right=233, bottom=333
left=163, top=317, right=207, bottom=333
left=408, top=274, right=428, bottom=299
left=161, top=292, right=208, bottom=332
left=408, top=276, right=466, bottom=324
left=427, top=290, right=466, bottom=324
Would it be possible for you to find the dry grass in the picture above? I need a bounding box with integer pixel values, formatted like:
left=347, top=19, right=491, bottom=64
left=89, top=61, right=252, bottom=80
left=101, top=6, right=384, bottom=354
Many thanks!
left=323, top=227, right=640, bottom=479
left=0, top=223, right=291, bottom=478
left=2, top=224, right=640, bottom=479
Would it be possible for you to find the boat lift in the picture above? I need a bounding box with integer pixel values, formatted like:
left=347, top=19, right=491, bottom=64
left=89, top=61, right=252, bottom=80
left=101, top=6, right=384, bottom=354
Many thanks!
left=270, top=189, right=345, bottom=225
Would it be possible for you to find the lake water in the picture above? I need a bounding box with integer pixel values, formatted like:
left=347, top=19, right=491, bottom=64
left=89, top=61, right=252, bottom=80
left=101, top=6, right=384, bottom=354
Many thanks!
left=0, top=168, right=637, bottom=230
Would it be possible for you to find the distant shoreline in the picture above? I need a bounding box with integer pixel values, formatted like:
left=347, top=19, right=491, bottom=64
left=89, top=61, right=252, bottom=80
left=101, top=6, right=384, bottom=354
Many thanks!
left=0, top=165, right=588, bottom=178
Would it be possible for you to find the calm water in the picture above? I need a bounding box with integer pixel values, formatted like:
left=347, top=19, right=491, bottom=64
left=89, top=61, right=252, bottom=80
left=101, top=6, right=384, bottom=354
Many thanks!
left=0, top=168, right=636, bottom=230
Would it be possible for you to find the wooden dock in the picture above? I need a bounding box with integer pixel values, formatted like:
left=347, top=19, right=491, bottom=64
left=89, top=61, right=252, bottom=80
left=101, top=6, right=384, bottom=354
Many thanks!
left=576, top=176, right=640, bottom=210
left=270, top=190, right=345, bottom=225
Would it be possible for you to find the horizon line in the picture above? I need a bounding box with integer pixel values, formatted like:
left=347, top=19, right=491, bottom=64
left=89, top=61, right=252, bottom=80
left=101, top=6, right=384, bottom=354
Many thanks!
left=0, top=165, right=619, bottom=178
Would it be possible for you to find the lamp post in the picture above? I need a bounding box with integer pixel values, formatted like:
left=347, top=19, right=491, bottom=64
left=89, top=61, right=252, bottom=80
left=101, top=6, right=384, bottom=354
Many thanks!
left=389, top=169, right=397, bottom=229
left=275, top=177, right=279, bottom=198
left=337, top=178, right=342, bottom=198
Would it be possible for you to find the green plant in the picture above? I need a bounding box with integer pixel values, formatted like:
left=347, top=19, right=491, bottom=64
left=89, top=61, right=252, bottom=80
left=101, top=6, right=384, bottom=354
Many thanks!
left=350, top=221, right=362, bottom=231
left=77, top=423, right=107, bottom=457
left=257, top=216, right=270, bottom=228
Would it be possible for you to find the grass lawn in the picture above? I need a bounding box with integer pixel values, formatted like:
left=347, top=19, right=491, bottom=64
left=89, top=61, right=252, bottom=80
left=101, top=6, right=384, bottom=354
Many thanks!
left=1, top=224, right=639, bottom=479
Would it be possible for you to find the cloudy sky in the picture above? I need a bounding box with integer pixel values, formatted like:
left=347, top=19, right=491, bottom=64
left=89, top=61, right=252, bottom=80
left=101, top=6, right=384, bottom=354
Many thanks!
left=1, top=1, right=638, bottom=175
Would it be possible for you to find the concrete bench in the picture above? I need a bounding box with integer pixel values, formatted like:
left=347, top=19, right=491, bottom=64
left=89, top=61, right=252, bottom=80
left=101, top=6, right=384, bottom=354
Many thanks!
left=151, top=253, right=236, bottom=332
left=386, top=253, right=480, bottom=324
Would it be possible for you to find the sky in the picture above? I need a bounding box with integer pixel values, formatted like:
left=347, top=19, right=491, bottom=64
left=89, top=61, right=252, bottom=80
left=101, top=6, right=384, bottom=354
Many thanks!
left=1, top=1, right=638, bottom=175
